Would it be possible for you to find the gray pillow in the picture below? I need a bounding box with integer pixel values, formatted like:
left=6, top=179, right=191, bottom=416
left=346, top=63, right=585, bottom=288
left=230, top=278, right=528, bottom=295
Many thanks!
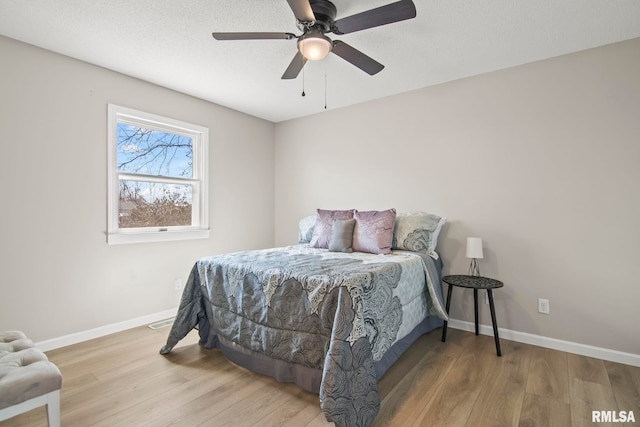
left=329, top=218, right=356, bottom=253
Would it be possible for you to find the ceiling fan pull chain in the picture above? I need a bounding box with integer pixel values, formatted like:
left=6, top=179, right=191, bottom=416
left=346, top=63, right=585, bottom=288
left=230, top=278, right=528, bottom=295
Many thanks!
left=324, top=73, right=327, bottom=109
left=301, top=66, right=306, bottom=97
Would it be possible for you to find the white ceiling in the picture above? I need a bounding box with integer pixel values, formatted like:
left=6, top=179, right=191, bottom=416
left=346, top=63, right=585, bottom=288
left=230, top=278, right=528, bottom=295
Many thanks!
left=1, top=0, right=639, bottom=123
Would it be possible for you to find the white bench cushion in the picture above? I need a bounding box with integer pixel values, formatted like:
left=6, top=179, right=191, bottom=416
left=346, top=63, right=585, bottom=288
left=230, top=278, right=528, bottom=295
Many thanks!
left=0, top=331, right=62, bottom=411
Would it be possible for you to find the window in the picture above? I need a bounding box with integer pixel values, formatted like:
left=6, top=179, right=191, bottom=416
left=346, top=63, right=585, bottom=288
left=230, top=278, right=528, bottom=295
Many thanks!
left=107, top=104, right=209, bottom=244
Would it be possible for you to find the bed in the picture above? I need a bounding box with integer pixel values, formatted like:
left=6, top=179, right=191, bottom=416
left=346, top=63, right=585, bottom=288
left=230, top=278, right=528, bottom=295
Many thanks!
left=160, top=209, right=448, bottom=427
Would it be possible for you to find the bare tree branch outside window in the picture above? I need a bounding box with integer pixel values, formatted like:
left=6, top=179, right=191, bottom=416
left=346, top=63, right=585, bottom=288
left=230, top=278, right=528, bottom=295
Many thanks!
left=116, top=124, right=193, bottom=228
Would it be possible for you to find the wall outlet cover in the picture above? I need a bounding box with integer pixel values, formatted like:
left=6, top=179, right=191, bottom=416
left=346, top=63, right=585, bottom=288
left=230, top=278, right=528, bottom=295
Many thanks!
left=538, top=298, right=550, bottom=314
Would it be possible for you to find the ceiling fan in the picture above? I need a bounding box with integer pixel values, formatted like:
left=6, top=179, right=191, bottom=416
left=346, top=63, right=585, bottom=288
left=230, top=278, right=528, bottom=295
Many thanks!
left=212, top=0, right=417, bottom=79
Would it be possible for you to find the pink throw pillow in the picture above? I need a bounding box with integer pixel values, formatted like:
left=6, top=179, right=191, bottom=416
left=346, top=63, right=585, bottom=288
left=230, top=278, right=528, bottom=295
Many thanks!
left=352, top=209, right=397, bottom=254
left=310, top=209, right=355, bottom=249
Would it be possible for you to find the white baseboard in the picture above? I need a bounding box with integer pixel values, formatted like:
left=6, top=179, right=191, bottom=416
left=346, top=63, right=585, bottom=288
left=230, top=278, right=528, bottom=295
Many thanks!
left=447, top=319, right=640, bottom=367
left=34, top=310, right=639, bottom=367
left=35, top=308, right=178, bottom=352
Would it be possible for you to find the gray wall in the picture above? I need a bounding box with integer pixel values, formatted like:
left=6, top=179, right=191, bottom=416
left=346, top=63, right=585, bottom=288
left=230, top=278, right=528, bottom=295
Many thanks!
left=0, top=36, right=275, bottom=342
left=274, top=38, right=640, bottom=355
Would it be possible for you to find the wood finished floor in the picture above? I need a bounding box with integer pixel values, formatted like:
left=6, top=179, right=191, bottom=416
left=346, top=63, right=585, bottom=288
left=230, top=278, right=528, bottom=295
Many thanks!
left=2, top=326, right=638, bottom=426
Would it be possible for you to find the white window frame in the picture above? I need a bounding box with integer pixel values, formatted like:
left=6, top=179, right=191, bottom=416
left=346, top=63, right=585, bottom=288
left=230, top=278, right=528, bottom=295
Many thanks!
left=107, top=104, right=209, bottom=244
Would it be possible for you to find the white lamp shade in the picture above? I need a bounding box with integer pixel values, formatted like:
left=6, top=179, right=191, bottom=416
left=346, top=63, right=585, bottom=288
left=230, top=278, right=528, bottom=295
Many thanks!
left=466, top=237, right=484, bottom=259
left=298, top=34, right=332, bottom=60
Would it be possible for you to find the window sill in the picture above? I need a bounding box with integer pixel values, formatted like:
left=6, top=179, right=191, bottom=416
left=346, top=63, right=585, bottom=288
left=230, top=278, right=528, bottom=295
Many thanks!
left=107, top=228, right=210, bottom=245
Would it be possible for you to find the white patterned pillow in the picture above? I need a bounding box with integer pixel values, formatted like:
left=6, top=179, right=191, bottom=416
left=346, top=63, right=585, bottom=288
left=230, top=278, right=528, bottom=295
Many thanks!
left=298, top=215, right=316, bottom=243
left=392, top=212, right=446, bottom=253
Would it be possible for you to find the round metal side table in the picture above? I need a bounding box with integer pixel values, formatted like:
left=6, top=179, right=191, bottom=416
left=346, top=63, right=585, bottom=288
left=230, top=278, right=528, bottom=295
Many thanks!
left=440, top=274, right=504, bottom=356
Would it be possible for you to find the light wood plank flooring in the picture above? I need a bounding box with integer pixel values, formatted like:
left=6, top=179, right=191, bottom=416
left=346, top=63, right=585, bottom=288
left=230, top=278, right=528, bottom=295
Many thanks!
left=1, top=326, right=638, bottom=426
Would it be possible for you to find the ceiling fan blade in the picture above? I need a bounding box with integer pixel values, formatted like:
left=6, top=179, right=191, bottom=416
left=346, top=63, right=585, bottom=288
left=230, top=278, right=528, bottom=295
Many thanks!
left=332, top=0, right=416, bottom=35
left=331, top=41, right=384, bottom=75
left=286, top=0, right=316, bottom=23
left=212, top=32, right=296, bottom=41
left=281, top=51, right=308, bottom=79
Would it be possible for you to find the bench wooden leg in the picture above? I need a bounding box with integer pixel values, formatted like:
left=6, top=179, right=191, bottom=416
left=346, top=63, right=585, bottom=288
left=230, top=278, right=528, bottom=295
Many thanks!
left=0, top=390, right=60, bottom=425
left=46, top=390, right=61, bottom=427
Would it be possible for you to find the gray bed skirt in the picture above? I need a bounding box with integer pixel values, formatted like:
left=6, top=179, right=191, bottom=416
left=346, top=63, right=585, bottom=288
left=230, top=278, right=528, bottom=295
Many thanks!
left=197, top=314, right=443, bottom=394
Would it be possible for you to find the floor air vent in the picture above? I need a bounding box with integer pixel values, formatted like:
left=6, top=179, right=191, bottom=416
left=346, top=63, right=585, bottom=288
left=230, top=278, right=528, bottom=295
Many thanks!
left=148, top=318, right=175, bottom=330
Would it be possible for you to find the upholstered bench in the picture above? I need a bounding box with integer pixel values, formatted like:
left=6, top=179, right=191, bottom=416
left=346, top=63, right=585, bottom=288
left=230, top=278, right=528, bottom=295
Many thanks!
left=0, top=331, right=62, bottom=427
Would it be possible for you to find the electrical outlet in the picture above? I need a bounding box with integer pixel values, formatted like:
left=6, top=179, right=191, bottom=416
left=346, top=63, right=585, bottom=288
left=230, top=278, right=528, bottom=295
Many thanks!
left=538, top=298, right=550, bottom=314
left=174, top=278, right=182, bottom=291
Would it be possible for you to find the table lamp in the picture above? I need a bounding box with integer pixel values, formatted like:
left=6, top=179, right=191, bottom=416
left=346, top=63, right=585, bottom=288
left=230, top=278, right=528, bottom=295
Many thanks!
left=466, top=237, right=483, bottom=276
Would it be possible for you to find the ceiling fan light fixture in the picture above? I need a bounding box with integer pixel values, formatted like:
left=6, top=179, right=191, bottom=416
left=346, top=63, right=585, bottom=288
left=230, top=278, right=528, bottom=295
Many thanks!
left=298, top=33, right=332, bottom=60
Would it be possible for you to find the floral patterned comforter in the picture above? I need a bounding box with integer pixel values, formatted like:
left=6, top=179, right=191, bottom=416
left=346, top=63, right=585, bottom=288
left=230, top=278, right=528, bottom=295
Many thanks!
left=160, top=245, right=447, bottom=427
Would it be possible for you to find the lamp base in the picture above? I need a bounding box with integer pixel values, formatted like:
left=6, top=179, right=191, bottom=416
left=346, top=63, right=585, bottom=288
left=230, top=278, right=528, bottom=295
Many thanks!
left=468, top=258, right=481, bottom=277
